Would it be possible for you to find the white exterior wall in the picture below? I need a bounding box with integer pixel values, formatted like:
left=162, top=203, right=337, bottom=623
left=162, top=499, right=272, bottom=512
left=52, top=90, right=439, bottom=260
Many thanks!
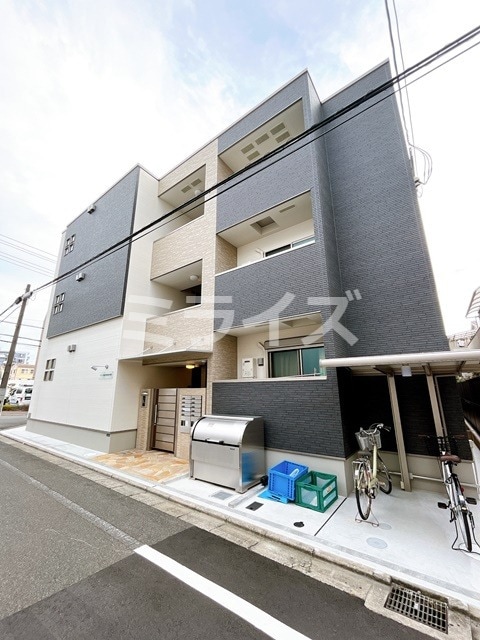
left=119, top=168, right=170, bottom=360
left=236, top=220, right=314, bottom=267
left=29, top=318, right=123, bottom=429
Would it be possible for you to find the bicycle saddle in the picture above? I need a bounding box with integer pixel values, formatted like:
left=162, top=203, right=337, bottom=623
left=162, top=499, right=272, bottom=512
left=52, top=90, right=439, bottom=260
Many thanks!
left=440, top=453, right=461, bottom=464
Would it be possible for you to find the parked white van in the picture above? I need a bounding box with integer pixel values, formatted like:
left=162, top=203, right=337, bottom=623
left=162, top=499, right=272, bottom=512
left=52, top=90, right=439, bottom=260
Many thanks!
left=8, top=384, right=34, bottom=406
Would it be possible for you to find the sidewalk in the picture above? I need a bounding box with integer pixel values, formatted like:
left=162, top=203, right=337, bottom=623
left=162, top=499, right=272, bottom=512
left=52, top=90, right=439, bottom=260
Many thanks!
left=2, top=425, right=480, bottom=618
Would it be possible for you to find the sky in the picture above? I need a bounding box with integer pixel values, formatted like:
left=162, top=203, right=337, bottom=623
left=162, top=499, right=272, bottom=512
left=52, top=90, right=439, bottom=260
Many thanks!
left=0, top=0, right=479, bottom=363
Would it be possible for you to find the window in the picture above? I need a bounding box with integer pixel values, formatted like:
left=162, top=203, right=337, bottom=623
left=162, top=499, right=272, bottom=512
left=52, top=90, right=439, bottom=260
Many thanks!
left=64, top=234, right=76, bottom=255
left=53, top=293, right=65, bottom=314
left=269, top=345, right=326, bottom=378
left=264, top=236, right=314, bottom=258
left=43, top=359, right=56, bottom=381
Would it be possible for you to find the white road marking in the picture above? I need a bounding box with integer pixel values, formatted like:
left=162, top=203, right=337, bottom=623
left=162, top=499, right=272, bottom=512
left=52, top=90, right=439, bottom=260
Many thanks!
left=0, top=457, right=141, bottom=549
left=135, top=544, right=313, bottom=640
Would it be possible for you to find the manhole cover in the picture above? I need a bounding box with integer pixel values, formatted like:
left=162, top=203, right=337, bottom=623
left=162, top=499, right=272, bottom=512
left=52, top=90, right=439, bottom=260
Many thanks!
left=366, top=537, right=387, bottom=549
left=385, top=585, right=447, bottom=633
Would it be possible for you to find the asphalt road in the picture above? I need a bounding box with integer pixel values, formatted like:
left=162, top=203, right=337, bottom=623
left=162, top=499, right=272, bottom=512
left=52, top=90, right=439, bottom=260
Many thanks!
left=0, top=411, right=28, bottom=430
left=0, top=437, right=432, bottom=640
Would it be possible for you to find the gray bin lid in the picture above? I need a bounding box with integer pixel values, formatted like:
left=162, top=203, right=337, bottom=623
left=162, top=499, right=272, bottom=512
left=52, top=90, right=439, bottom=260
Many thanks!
left=191, top=415, right=260, bottom=445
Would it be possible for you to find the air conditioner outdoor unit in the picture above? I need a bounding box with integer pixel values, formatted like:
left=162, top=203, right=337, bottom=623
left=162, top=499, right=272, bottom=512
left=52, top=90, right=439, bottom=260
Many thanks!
left=76, top=272, right=85, bottom=281
left=67, top=344, right=76, bottom=352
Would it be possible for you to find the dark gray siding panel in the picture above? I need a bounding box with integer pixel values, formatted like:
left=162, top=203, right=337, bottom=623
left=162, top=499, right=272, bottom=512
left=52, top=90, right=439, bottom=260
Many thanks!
left=214, top=243, right=329, bottom=330
left=218, top=73, right=314, bottom=153
left=216, top=145, right=315, bottom=233
left=47, top=167, right=139, bottom=338
left=323, top=63, right=447, bottom=355
left=212, top=376, right=345, bottom=457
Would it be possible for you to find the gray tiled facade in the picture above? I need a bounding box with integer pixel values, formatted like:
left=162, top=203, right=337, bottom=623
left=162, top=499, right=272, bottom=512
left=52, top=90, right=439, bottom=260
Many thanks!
left=47, top=167, right=139, bottom=338
left=212, top=63, right=463, bottom=459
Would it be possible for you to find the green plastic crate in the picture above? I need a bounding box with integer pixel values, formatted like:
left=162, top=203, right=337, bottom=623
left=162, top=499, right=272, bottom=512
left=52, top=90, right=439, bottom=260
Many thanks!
left=295, top=471, right=338, bottom=512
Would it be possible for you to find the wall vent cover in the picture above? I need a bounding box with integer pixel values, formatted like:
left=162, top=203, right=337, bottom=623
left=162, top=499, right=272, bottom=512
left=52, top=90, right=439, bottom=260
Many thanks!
left=384, top=585, right=447, bottom=633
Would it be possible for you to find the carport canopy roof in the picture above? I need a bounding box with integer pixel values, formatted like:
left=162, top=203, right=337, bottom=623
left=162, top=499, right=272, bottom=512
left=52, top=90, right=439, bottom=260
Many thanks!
left=319, top=349, right=480, bottom=376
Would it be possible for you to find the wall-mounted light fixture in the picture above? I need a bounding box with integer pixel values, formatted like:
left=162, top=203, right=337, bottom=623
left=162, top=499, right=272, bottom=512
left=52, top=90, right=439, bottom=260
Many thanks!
left=185, top=364, right=195, bottom=369
left=91, top=365, right=109, bottom=371
left=189, top=274, right=200, bottom=282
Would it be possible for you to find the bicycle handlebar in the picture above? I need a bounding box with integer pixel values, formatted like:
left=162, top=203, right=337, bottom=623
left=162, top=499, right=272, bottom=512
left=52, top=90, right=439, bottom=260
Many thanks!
left=360, top=423, right=391, bottom=434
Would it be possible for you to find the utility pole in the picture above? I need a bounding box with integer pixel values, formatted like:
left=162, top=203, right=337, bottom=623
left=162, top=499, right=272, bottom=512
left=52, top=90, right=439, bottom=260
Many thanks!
left=0, top=285, right=32, bottom=414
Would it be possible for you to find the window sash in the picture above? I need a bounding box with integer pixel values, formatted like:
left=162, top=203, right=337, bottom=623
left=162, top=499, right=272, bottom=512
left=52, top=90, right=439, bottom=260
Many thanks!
left=268, top=346, right=325, bottom=378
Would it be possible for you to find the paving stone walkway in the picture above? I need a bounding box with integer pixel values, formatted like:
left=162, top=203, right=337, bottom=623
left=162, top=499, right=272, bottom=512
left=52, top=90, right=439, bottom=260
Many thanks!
left=93, top=449, right=190, bottom=483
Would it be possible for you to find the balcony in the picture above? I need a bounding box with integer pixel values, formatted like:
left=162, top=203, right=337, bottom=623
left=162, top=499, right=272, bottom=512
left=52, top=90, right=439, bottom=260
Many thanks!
left=156, top=166, right=206, bottom=239
left=216, top=191, right=314, bottom=271
left=218, top=100, right=305, bottom=173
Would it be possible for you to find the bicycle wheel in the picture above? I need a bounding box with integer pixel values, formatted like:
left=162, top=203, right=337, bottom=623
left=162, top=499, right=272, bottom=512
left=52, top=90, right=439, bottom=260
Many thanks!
left=377, top=457, right=392, bottom=494
left=355, top=462, right=372, bottom=520
left=452, top=477, right=473, bottom=551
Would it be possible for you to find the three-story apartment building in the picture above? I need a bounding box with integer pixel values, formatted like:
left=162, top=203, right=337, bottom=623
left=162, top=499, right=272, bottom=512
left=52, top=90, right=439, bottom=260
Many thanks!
left=27, top=64, right=471, bottom=494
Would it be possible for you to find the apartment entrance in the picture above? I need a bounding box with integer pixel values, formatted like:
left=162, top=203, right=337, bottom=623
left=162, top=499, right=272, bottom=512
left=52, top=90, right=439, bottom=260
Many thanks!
left=151, top=371, right=207, bottom=456
left=152, top=388, right=177, bottom=452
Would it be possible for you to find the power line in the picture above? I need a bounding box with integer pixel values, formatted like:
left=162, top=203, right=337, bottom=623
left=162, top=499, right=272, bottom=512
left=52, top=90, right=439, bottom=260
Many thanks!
left=6, top=26, right=480, bottom=308
left=0, top=234, right=56, bottom=260
left=0, top=334, right=42, bottom=344
left=385, top=0, right=434, bottom=189
left=0, top=251, right=54, bottom=276
left=2, top=320, right=43, bottom=330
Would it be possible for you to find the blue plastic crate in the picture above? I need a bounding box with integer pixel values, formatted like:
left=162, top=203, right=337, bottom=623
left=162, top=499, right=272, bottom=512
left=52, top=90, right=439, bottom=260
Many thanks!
left=268, top=460, right=309, bottom=501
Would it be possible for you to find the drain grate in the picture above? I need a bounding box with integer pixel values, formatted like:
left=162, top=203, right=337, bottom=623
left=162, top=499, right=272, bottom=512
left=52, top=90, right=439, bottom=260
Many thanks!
left=246, top=501, right=263, bottom=511
left=384, top=585, right=447, bottom=633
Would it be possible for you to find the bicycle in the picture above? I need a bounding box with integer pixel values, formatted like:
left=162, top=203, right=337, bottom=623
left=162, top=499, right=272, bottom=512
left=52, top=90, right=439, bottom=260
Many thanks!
left=431, top=436, right=476, bottom=552
left=353, top=423, right=392, bottom=520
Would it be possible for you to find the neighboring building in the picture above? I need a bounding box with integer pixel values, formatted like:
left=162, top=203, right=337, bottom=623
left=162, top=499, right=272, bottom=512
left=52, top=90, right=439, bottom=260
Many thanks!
left=9, top=363, right=35, bottom=381
left=27, top=64, right=474, bottom=494
left=448, top=286, right=480, bottom=350
left=465, top=286, right=480, bottom=350
left=0, top=351, right=29, bottom=366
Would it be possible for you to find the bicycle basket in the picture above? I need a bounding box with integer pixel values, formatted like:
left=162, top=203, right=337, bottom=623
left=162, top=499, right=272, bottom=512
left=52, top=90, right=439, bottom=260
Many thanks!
left=355, top=430, right=382, bottom=451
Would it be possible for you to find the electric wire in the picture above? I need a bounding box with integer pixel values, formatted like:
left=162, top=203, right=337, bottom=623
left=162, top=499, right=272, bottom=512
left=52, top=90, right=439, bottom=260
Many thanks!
left=0, top=334, right=41, bottom=344
left=385, top=0, right=435, bottom=187
left=392, top=0, right=417, bottom=152
left=2, top=320, right=43, bottom=330
left=0, top=252, right=54, bottom=277
left=385, top=1, right=413, bottom=149
left=0, top=234, right=57, bottom=259
left=4, top=26, right=480, bottom=309
left=0, top=237, right=56, bottom=263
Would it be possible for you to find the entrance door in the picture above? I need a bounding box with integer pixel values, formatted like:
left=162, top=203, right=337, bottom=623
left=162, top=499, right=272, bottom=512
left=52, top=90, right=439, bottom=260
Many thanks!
left=152, top=388, right=177, bottom=452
